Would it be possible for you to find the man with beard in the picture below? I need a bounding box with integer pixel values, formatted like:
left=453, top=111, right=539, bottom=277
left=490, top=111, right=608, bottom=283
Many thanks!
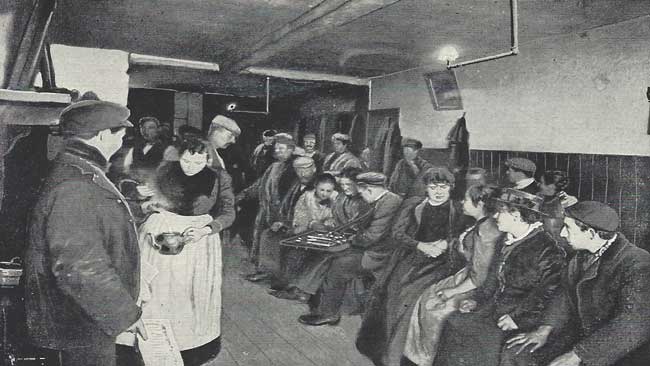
left=125, top=116, right=167, bottom=171
left=237, top=134, right=298, bottom=282
left=301, top=133, right=323, bottom=171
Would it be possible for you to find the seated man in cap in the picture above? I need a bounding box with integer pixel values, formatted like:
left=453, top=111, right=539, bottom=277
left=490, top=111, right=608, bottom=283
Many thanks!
left=237, top=134, right=298, bottom=281
left=322, top=132, right=363, bottom=176
left=388, top=138, right=433, bottom=197
left=504, top=157, right=539, bottom=194
left=24, top=100, right=145, bottom=366
left=504, top=201, right=650, bottom=366
left=298, top=172, right=403, bottom=326
left=207, top=115, right=241, bottom=170
left=250, top=129, right=277, bottom=180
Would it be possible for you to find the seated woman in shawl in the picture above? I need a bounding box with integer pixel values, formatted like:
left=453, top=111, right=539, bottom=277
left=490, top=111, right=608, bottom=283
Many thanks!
left=356, top=167, right=468, bottom=366
left=403, top=184, right=504, bottom=366
left=432, top=189, right=565, bottom=366
left=136, top=137, right=234, bottom=366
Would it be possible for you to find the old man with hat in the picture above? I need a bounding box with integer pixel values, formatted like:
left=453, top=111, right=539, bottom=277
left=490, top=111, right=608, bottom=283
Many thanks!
left=388, top=137, right=433, bottom=197
left=24, top=100, right=146, bottom=366
left=237, top=133, right=299, bottom=282
left=505, top=157, right=538, bottom=194
left=299, top=172, right=403, bottom=326
left=504, top=201, right=650, bottom=366
left=433, top=188, right=566, bottom=366
left=322, top=132, right=363, bottom=175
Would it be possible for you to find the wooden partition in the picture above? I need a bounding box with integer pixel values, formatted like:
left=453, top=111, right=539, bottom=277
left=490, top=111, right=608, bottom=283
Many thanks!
left=468, top=149, right=649, bottom=249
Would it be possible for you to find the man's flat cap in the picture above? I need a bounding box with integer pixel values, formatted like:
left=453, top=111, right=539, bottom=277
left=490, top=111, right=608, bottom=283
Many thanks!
left=331, top=133, right=351, bottom=142
left=303, top=133, right=317, bottom=140
left=565, top=201, right=619, bottom=232
left=355, top=172, right=386, bottom=187
left=505, top=157, right=536, bottom=173
left=293, top=156, right=315, bottom=168
left=402, top=138, right=423, bottom=150
left=60, top=100, right=132, bottom=135
left=274, top=133, right=296, bottom=148
left=263, top=129, right=277, bottom=137
left=211, top=115, right=241, bottom=137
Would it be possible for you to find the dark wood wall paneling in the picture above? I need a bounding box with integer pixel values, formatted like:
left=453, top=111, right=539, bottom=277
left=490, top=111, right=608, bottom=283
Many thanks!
left=468, top=150, right=649, bottom=249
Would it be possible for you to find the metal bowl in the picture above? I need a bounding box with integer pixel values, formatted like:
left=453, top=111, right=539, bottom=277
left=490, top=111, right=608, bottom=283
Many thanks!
left=149, top=232, right=186, bottom=255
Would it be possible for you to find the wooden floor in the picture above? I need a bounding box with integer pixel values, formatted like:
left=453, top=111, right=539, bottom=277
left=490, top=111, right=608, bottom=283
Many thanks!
left=206, top=238, right=374, bottom=366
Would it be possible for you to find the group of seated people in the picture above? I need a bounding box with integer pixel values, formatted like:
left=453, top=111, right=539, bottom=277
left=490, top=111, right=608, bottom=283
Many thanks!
left=235, top=130, right=650, bottom=366
left=110, top=114, right=650, bottom=366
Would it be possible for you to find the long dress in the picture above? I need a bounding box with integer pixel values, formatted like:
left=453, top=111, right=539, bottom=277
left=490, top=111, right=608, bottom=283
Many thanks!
left=356, top=197, right=467, bottom=366
left=135, top=163, right=235, bottom=351
left=403, top=217, right=503, bottom=366
left=432, top=225, right=566, bottom=366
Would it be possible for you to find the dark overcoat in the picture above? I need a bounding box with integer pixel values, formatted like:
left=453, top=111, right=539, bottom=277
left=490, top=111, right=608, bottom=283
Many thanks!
left=24, top=140, right=141, bottom=350
left=387, top=156, right=433, bottom=198
left=542, top=234, right=650, bottom=366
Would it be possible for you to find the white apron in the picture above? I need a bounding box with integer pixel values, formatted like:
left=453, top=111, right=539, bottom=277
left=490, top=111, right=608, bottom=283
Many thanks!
left=138, top=211, right=222, bottom=350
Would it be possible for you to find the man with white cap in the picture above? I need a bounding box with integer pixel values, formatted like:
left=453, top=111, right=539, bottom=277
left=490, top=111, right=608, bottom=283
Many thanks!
left=322, top=132, right=363, bottom=175
left=207, top=115, right=241, bottom=170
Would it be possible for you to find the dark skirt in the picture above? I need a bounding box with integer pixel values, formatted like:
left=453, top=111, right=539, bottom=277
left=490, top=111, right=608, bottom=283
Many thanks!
left=357, top=248, right=456, bottom=366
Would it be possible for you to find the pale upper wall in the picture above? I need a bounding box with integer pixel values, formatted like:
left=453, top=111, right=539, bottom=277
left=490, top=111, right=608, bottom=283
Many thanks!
left=370, top=16, right=650, bottom=156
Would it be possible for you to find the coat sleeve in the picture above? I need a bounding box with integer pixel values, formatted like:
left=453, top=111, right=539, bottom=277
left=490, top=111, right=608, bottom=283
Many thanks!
left=47, top=182, right=141, bottom=338
left=292, top=192, right=312, bottom=234
left=351, top=195, right=403, bottom=249
left=573, top=258, right=650, bottom=366
left=468, top=220, right=502, bottom=287
left=207, top=169, right=235, bottom=233
left=509, top=242, right=565, bottom=329
left=391, top=198, right=420, bottom=249
left=387, top=161, right=402, bottom=193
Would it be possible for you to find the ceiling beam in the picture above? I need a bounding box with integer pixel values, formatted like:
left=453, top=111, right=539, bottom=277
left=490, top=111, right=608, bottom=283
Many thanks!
left=228, top=0, right=404, bottom=71
left=244, top=67, right=368, bottom=86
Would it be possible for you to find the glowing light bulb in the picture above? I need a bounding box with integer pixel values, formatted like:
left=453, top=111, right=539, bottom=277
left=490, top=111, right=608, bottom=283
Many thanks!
left=437, top=46, right=459, bottom=63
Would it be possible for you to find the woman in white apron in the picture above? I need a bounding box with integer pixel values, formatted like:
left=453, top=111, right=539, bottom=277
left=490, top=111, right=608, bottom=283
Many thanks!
left=137, top=137, right=235, bottom=365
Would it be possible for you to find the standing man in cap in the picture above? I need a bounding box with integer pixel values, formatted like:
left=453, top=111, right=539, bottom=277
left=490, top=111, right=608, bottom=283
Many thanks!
left=504, top=157, right=538, bottom=194
left=504, top=201, right=650, bottom=366
left=207, top=114, right=241, bottom=170
left=24, top=100, right=145, bottom=366
left=250, top=129, right=277, bottom=180
left=388, top=138, right=433, bottom=197
left=237, top=133, right=299, bottom=281
left=322, top=132, right=363, bottom=175
left=299, top=172, right=402, bottom=326
left=300, top=133, right=323, bottom=171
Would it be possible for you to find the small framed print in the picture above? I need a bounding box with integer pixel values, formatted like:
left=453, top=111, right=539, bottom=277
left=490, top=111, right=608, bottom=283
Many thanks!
left=424, top=69, right=464, bottom=111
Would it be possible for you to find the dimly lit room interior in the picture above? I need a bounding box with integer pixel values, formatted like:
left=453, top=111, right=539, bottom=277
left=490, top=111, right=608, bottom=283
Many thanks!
left=1, top=1, right=650, bottom=365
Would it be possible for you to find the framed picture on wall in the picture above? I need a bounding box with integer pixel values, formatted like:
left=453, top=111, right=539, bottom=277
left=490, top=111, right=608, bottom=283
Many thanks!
left=423, top=69, right=463, bottom=111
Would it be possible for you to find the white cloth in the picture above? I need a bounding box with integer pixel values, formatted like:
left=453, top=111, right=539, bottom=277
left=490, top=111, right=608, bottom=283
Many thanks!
left=514, top=177, right=535, bottom=190
left=138, top=211, right=222, bottom=350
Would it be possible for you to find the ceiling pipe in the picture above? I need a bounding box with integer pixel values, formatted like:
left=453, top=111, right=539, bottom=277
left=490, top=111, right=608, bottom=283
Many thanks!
left=447, top=0, right=519, bottom=69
